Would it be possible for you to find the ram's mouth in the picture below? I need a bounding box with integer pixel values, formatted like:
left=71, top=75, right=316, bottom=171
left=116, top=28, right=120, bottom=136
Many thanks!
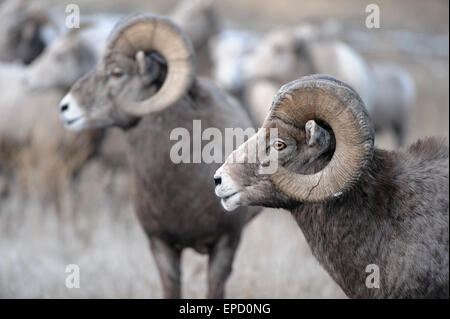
left=66, top=116, right=83, bottom=125
left=213, top=172, right=243, bottom=211
left=62, top=116, right=86, bottom=131
left=222, top=192, right=238, bottom=201
left=215, top=185, right=239, bottom=200
left=218, top=192, right=241, bottom=212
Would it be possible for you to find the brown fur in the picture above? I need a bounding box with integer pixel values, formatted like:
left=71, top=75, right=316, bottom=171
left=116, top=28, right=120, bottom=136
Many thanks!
left=61, top=19, right=260, bottom=297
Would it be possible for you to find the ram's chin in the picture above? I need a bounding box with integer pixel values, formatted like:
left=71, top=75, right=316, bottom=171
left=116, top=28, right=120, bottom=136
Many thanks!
left=63, top=117, right=87, bottom=131
left=220, top=193, right=241, bottom=212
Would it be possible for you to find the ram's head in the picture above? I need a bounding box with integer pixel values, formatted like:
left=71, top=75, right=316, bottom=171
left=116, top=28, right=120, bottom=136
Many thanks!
left=60, top=14, right=195, bottom=131
left=214, top=75, right=374, bottom=211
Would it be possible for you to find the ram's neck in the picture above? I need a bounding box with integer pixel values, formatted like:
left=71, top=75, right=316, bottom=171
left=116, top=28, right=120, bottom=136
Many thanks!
left=290, top=149, right=399, bottom=298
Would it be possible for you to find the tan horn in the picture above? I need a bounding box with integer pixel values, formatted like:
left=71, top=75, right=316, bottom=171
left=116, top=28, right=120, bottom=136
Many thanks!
left=107, top=14, right=195, bottom=116
left=266, top=74, right=374, bottom=202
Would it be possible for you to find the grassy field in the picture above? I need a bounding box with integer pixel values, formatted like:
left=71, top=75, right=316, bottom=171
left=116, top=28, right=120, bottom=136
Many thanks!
left=0, top=160, right=344, bottom=298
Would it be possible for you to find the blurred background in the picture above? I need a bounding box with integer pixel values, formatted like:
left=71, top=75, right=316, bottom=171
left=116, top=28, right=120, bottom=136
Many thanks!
left=0, top=0, right=448, bottom=298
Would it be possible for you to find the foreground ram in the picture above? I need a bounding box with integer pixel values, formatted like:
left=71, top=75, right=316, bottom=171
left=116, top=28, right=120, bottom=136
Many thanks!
left=214, top=75, right=449, bottom=298
left=59, top=14, right=259, bottom=298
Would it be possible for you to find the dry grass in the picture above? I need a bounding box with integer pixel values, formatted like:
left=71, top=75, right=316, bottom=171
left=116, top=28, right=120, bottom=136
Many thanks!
left=0, top=160, right=344, bottom=298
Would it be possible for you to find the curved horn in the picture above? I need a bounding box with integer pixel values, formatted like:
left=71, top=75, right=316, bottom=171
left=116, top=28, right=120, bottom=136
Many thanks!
left=266, top=74, right=374, bottom=202
left=107, top=14, right=195, bottom=116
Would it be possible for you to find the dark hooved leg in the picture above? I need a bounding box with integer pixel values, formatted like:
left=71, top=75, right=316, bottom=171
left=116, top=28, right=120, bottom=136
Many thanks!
left=393, top=121, right=405, bottom=148
left=207, top=234, right=240, bottom=299
left=149, top=236, right=182, bottom=298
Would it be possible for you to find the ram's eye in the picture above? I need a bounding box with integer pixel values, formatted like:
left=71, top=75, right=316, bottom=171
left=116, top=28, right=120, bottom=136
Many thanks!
left=111, top=69, right=124, bottom=78
left=273, top=141, right=287, bottom=151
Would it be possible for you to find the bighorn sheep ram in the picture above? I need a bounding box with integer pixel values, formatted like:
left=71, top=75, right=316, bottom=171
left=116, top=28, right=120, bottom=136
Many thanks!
left=25, top=0, right=220, bottom=167
left=238, top=26, right=415, bottom=146
left=214, top=75, right=449, bottom=298
left=59, top=14, right=259, bottom=298
left=27, top=0, right=219, bottom=91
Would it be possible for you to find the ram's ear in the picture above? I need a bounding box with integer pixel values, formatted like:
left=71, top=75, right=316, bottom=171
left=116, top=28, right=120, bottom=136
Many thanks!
left=305, top=120, right=330, bottom=148
left=136, top=50, right=149, bottom=75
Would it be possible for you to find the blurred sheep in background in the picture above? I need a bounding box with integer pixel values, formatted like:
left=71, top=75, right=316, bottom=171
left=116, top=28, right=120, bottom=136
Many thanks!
left=0, top=0, right=104, bottom=209
left=211, top=21, right=415, bottom=147
left=0, top=0, right=62, bottom=65
left=26, top=0, right=220, bottom=91
left=0, top=59, right=103, bottom=209
left=0, top=0, right=223, bottom=209
left=171, top=0, right=221, bottom=76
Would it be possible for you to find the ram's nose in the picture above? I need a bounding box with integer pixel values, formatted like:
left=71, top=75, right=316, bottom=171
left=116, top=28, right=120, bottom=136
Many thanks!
left=60, top=102, right=69, bottom=113
left=58, top=93, right=86, bottom=131
left=214, top=175, right=222, bottom=186
left=60, top=93, right=72, bottom=114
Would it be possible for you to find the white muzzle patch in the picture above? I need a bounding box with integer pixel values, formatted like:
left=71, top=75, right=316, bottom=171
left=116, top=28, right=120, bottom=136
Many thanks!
left=59, top=93, right=86, bottom=131
left=214, top=168, right=242, bottom=212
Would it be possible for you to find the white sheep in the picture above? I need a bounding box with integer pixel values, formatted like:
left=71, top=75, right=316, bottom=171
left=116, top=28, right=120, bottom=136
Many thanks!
left=0, top=61, right=101, bottom=207
left=209, top=30, right=261, bottom=93
left=214, top=24, right=415, bottom=146
left=26, top=15, right=118, bottom=91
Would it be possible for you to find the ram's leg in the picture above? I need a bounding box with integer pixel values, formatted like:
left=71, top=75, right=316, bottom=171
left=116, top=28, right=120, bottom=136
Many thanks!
left=149, top=236, right=182, bottom=298
left=393, top=121, right=405, bottom=147
left=207, top=234, right=240, bottom=299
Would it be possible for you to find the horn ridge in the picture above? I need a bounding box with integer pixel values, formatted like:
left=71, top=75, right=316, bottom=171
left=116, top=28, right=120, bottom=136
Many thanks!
left=106, top=14, right=196, bottom=115
left=267, top=75, right=374, bottom=202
